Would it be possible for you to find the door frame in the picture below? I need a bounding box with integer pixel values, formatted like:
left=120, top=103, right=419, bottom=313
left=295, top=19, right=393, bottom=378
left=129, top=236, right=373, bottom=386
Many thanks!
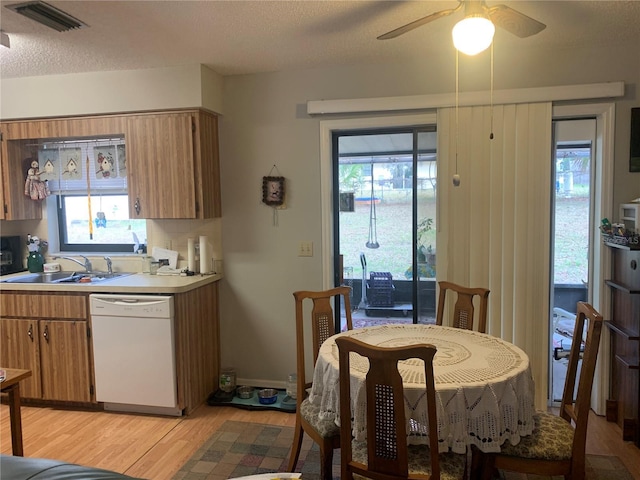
left=551, top=103, right=614, bottom=414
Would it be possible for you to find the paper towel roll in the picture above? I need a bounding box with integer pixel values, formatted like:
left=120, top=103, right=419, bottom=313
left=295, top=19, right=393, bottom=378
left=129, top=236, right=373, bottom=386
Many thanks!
left=199, top=235, right=209, bottom=274
left=187, top=238, right=196, bottom=272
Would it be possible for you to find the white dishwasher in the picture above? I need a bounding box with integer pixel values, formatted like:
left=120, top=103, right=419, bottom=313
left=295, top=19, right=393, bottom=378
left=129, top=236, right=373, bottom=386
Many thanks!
left=89, top=294, right=181, bottom=416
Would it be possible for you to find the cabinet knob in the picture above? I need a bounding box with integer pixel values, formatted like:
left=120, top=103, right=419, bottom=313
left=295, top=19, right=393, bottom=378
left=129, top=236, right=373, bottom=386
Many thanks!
left=28, top=323, right=34, bottom=342
left=43, top=324, right=49, bottom=343
left=134, top=197, right=141, bottom=215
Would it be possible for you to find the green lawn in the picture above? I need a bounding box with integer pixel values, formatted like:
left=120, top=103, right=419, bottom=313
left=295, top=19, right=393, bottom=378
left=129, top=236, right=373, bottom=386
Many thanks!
left=339, top=189, right=589, bottom=285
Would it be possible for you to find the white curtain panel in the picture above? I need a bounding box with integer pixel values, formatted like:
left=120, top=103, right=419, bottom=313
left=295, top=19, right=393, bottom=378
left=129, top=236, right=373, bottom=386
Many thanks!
left=437, top=102, right=552, bottom=410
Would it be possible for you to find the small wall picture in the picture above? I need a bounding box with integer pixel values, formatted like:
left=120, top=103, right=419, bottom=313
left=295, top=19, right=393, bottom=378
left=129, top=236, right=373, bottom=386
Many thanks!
left=94, top=146, right=117, bottom=179
left=38, top=148, right=59, bottom=181
left=262, top=176, right=285, bottom=206
left=60, top=148, right=82, bottom=179
left=630, top=107, right=640, bottom=172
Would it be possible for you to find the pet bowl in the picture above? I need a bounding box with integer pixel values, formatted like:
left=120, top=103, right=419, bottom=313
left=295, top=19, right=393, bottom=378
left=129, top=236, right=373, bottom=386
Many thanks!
left=258, top=388, right=278, bottom=405
left=236, top=386, right=254, bottom=399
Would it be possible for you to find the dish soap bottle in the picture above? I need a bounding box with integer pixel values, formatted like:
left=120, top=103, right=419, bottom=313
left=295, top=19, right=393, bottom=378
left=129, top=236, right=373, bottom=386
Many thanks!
left=26, top=234, right=45, bottom=273
left=27, top=250, right=44, bottom=273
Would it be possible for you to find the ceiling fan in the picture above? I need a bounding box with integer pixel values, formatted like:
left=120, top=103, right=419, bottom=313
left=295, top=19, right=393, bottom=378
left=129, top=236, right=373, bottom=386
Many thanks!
left=377, top=0, right=546, bottom=41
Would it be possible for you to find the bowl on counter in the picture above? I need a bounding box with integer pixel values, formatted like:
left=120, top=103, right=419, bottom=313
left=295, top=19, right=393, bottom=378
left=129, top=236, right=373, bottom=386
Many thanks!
left=258, top=388, right=278, bottom=404
left=236, top=386, right=254, bottom=399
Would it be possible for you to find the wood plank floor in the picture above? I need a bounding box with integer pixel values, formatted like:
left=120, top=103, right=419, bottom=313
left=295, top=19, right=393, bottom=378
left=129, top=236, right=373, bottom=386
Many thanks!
left=1, top=403, right=639, bottom=480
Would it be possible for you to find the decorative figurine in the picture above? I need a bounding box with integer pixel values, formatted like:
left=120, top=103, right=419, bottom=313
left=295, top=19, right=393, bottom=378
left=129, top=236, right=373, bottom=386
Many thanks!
left=24, top=159, right=51, bottom=200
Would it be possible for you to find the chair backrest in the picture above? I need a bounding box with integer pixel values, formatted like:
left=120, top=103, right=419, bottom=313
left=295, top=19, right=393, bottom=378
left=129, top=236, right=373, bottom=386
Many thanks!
left=336, top=336, right=439, bottom=480
left=559, top=301, right=603, bottom=467
left=293, top=287, right=352, bottom=402
left=436, top=281, right=490, bottom=333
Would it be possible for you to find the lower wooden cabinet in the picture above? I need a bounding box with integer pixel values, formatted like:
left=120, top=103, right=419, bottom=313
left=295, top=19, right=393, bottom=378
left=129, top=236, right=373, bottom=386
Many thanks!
left=0, top=318, right=41, bottom=398
left=0, top=282, right=220, bottom=412
left=0, top=293, right=93, bottom=403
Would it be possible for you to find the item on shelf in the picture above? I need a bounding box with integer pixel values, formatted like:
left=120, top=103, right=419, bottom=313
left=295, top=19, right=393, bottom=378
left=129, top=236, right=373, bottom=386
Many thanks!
left=600, top=218, right=639, bottom=248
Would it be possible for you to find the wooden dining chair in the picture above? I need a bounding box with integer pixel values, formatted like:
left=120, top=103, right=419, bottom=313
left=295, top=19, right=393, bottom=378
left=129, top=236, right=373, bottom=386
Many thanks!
left=336, top=336, right=467, bottom=480
left=287, top=286, right=353, bottom=480
left=436, top=281, right=490, bottom=333
left=475, top=301, right=604, bottom=480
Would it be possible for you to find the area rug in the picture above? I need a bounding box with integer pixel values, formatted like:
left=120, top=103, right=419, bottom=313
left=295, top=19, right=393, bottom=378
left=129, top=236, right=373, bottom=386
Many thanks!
left=172, top=420, right=634, bottom=480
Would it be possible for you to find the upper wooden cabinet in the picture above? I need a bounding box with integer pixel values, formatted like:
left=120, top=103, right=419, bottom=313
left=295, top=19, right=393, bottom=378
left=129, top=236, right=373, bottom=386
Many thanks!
left=126, top=110, right=220, bottom=219
left=0, top=134, right=43, bottom=220
left=0, top=109, right=221, bottom=220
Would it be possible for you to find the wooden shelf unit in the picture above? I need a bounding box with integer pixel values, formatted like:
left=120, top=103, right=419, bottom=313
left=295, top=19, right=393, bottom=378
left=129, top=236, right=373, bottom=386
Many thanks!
left=604, top=243, right=640, bottom=447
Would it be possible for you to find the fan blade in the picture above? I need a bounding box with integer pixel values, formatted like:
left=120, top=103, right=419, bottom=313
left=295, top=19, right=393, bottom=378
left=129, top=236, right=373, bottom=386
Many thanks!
left=377, top=4, right=463, bottom=40
left=488, top=4, right=546, bottom=38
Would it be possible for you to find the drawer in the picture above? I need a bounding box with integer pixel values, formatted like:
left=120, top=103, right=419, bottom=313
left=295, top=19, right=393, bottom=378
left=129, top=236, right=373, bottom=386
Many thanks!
left=0, top=292, right=87, bottom=319
left=612, top=250, right=640, bottom=291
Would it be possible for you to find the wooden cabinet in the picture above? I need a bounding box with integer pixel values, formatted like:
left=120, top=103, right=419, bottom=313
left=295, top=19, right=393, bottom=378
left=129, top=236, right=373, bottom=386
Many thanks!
left=0, top=318, right=41, bottom=398
left=174, top=281, right=220, bottom=414
left=0, top=109, right=221, bottom=220
left=605, top=243, right=640, bottom=447
left=0, top=292, right=93, bottom=403
left=0, top=137, right=42, bottom=220
left=0, top=279, right=220, bottom=414
left=0, top=115, right=128, bottom=221
left=126, top=110, right=220, bottom=219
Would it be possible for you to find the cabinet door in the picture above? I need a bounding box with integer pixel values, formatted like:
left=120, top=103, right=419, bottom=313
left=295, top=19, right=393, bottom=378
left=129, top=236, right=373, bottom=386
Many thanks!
left=0, top=136, right=42, bottom=220
left=0, top=140, right=5, bottom=220
left=126, top=113, right=197, bottom=218
left=0, top=318, right=42, bottom=398
left=39, top=320, right=92, bottom=402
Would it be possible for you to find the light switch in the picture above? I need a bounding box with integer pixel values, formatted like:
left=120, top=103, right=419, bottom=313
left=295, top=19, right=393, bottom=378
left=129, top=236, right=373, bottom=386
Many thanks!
left=298, top=241, right=313, bottom=257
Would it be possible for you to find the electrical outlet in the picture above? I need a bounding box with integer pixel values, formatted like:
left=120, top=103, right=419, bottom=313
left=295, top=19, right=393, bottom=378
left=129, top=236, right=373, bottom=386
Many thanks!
left=298, top=241, right=313, bottom=257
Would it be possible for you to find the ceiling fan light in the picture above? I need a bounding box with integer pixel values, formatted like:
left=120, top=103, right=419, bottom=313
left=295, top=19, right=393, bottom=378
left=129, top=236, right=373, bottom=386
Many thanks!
left=452, top=15, right=495, bottom=56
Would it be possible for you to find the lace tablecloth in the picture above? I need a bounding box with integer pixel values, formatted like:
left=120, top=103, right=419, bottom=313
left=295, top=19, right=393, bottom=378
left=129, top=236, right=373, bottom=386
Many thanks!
left=308, top=324, right=535, bottom=454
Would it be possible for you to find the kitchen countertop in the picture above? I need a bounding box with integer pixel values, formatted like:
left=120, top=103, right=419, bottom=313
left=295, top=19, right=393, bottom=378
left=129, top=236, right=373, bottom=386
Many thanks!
left=0, top=271, right=222, bottom=294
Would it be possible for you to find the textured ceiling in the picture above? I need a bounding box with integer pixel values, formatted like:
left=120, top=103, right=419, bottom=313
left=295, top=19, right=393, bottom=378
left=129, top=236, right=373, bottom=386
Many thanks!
left=0, top=0, right=639, bottom=80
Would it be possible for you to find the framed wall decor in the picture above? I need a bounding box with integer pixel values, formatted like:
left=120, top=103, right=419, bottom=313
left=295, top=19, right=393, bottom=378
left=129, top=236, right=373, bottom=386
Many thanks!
left=630, top=107, right=640, bottom=172
left=262, top=176, right=285, bottom=206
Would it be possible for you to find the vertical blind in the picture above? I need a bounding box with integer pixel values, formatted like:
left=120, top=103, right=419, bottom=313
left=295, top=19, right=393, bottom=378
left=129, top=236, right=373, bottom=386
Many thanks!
left=437, top=102, right=553, bottom=410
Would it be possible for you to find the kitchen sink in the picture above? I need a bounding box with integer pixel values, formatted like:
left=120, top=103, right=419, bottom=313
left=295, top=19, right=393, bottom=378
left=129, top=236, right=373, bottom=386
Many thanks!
left=1, top=271, right=134, bottom=284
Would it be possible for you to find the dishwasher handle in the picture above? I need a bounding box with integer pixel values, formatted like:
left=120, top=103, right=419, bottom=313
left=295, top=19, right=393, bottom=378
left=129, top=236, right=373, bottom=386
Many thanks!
left=90, top=294, right=174, bottom=317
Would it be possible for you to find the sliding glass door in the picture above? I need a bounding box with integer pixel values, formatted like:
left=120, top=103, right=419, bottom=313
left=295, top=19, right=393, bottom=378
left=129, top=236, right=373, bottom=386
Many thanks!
left=333, top=126, right=437, bottom=330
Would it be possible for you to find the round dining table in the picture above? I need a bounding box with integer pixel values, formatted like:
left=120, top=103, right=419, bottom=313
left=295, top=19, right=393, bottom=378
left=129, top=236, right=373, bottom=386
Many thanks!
left=308, top=324, right=536, bottom=454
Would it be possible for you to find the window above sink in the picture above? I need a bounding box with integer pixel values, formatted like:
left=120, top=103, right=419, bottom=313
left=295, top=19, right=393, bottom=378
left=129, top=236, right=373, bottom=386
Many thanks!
left=35, top=136, right=147, bottom=254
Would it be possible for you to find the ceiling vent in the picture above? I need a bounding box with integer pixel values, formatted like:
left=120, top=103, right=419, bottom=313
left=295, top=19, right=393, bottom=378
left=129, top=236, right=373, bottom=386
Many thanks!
left=6, top=1, right=87, bottom=32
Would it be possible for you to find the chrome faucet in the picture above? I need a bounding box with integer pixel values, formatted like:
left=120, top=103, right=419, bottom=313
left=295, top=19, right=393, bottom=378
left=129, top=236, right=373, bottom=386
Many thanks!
left=53, top=255, right=93, bottom=273
left=104, top=256, right=113, bottom=274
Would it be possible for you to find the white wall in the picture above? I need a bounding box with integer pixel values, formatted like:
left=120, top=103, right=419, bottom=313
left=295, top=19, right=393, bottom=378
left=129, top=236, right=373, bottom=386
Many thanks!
left=0, top=64, right=224, bottom=118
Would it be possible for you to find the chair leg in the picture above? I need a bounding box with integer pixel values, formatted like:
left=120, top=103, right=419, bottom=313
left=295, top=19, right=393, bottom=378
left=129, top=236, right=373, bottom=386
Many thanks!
left=287, top=422, right=304, bottom=472
left=480, top=453, right=498, bottom=480
left=469, top=447, right=483, bottom=480
left=319, top=443, right=334, bottom=480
